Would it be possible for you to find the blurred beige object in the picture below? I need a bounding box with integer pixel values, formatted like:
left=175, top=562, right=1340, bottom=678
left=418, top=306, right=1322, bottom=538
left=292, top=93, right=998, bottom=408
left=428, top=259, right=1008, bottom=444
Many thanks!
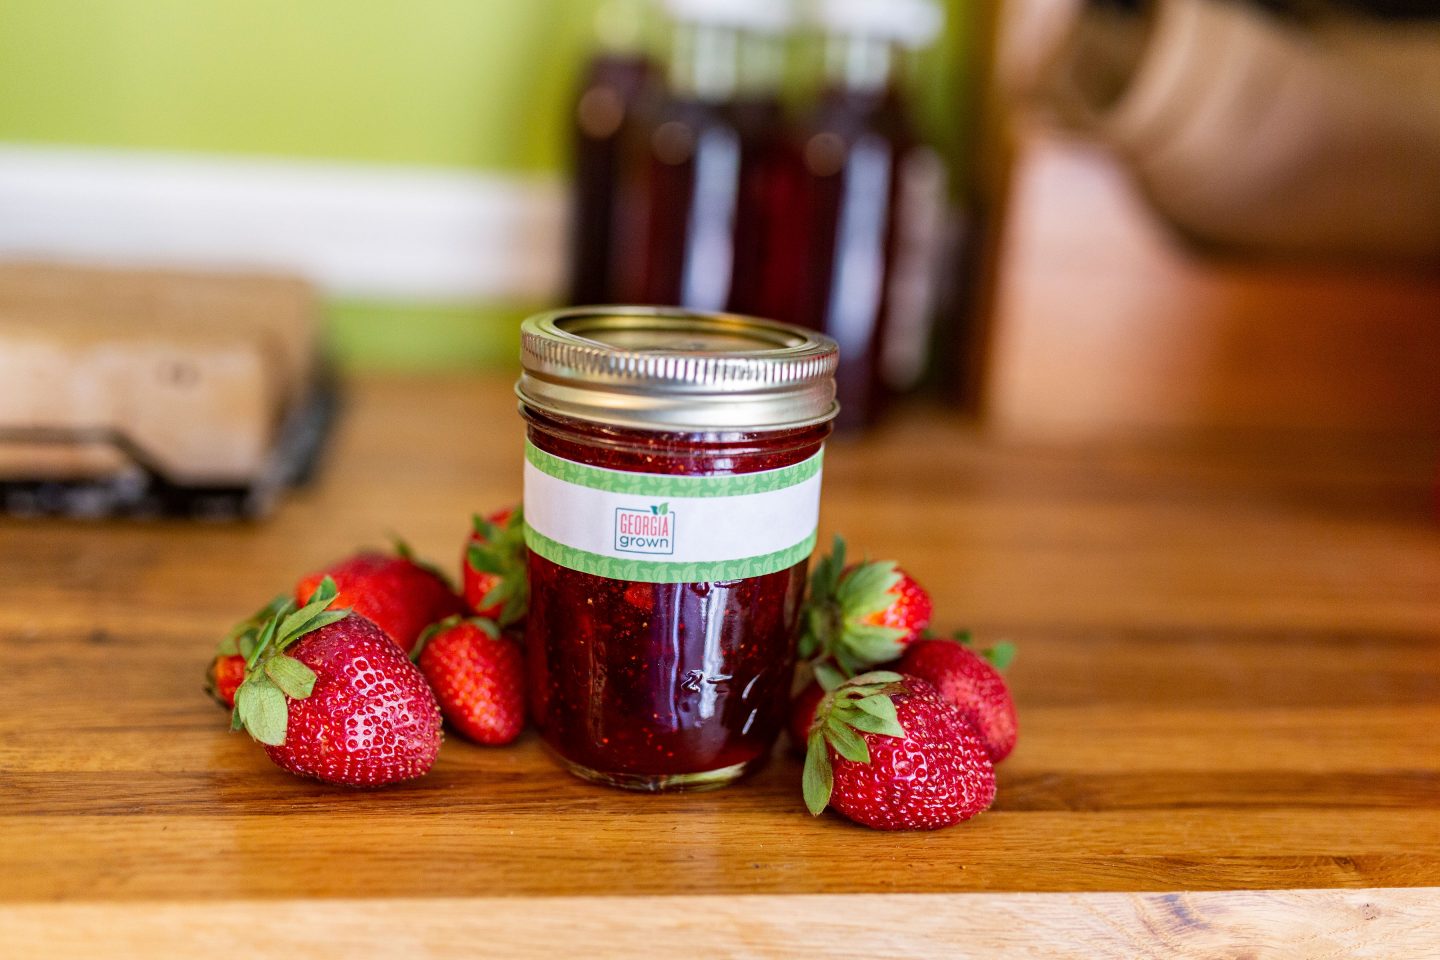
left=0, top=333, right=271, bottom=483
left=0, top=263, right=328, bottom=517
left=1000, top=0, right=1440, bottom=262
left=982, top=134, right=1440, bottom=438
left=0, top=262, right=316, bottom=407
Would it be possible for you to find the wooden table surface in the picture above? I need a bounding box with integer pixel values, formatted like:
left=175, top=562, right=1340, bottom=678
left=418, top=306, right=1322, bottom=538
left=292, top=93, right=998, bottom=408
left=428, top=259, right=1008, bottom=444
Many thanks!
left=3, top=375, right=1439, bottom=957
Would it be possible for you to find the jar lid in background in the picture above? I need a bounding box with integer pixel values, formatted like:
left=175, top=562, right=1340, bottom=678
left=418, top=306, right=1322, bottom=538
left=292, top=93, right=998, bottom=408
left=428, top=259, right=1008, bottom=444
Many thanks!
left=517, top=307, right=839, bottom=432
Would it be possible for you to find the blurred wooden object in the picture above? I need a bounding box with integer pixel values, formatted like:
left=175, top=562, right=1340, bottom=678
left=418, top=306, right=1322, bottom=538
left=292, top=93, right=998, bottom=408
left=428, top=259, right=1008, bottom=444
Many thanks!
left=2, top=374, right=1438, bottom=957
left=0, top=262, right=328, bottom=515
left=982, top=133, right=1440, bottom=438
left=998, top=0, right=1440, bottom=262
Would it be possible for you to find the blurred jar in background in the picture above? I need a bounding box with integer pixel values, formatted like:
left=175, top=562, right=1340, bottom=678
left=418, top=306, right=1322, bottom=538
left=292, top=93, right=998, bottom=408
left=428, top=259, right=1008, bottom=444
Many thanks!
left=724, top=19, right=791, bottom=318
left=611, top=0, right=792, bottom=310
left=749, top=0, right=945, bottom=431
left=567, top=0, right=658, bottom=305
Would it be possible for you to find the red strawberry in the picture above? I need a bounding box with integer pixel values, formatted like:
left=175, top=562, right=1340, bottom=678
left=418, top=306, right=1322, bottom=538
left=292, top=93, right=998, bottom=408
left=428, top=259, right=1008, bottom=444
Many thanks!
left=207, top=654, right=247, bottom=708
left=462, top=508, right=528, bottom=625
left=295, top=544, right=464, bottom=654
left=900, top=635, right=1018, bottom=763
left=788, top=681, right=826, bottom=747
left=797, top=536, right=933, bottom=675
left=856, top=568, right=931, bottom=643
left=205, top=594, right=291, bottom=708
left=803, top=672, right=995, bottom=830
left=414, top=616, right=525, bottom=746
left=231, top=578, right=443, bottom=787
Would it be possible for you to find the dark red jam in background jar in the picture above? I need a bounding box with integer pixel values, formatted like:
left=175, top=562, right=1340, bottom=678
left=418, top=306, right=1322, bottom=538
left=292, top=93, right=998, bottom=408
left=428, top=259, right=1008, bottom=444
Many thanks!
left=516, top=308, right=838, bottom=791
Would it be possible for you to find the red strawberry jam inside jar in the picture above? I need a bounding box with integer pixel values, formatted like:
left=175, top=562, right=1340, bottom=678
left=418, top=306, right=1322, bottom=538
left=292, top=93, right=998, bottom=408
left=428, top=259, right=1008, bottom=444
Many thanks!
left=517, top=308, right=838, bottom=791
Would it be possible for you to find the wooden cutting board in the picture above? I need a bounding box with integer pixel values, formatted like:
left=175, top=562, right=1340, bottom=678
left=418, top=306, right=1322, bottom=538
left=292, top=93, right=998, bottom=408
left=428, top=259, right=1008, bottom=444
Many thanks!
left=0, top=261, right=319, bottom=486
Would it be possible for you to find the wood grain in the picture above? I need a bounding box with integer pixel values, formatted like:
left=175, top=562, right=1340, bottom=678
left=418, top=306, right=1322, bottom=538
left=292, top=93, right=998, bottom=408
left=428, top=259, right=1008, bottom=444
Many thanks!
left=1, top=375, right=1438, bottom=953
left=5, top=890, right=1440, bottom=959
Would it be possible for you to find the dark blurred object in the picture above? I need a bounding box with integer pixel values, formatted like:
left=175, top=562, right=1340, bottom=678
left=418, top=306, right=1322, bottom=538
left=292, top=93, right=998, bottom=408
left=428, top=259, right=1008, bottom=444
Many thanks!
left=724, top=25, right=790, bottom=318
left=1255, top=0, right=1440, bottom=22
left=1001, top=0, right=1440, bottom=264
left=749, top=0, right=945, bottom=430
left=567, top=0, right=658, bottom=305
left=0, top=262, right=336, bottom=520
left=609, top=0, right=790, bottom=309
left=562, top=0, right=956, bottom=433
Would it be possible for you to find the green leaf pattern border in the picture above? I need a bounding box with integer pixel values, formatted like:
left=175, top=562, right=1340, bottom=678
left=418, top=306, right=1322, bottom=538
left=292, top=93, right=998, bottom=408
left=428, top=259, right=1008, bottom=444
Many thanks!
left=524, top=441, right=823, bottom=498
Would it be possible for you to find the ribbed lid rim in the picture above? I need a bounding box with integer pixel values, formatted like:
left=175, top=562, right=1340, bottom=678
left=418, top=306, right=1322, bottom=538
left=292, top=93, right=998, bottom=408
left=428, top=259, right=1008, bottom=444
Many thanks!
left=516, top=307, right=840, bottom=431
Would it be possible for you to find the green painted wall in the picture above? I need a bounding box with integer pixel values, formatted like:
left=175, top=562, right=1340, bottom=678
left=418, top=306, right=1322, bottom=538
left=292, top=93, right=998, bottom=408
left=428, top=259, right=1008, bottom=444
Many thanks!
left=0, top=0, right=977, bottom=370
left=0, top=0, right=594, bottom=171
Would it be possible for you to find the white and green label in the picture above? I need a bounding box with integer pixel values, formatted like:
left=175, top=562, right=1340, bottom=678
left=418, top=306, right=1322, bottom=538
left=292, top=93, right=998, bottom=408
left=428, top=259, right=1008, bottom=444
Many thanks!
left=523, top=441, right=822, bottom=583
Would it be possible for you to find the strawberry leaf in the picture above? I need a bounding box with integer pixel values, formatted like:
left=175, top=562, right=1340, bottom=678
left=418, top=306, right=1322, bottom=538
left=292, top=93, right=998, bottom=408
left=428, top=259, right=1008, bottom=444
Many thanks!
left=802, top=730, right=833, bottom=815
left=807, top=535, right=846, bottom=601
left=274, top=607, right=346, bottom=654
left=841, top=622, right=908, bottom=664
left=499, top=588, right=528, bottom=629
left=302, top=576, right=339, bottom=608
left=850, top=695, right=906, bottom=738
left=832, top=645, right=864, bottom=678
left=794, top=538, right=912, bottom=680
left=479, top=578, right=512, bottom=609
left=466, top=508, right=529, bottom=626
left=472, top=513, right=500, bottom=541
left=797, top=607, right=828, bottom=660
left=846, top=710, right=905, bottom=738
left=849, top=670, right=904, bottom=686
left=835, top=560, right=902, bottom=619
left=244, top=610, right=284, bottom=671
left=853, top=693, right=901, bottom=724
left=813, top=660, right=845, bottom=692
left=238, top=576, right=344, bottom=707
left=235, top=676, right=287, bottom=746
left=467, top=544, right=507, bottom=575
left=824, top=717, right=870, bottom=764
left=269, top=576, right=348, bottom=652
left=264, top=655, right=316, bottom=699
left=217, top=594, right=290, bottom=659
left=984, top=640, right=1017, bottom=673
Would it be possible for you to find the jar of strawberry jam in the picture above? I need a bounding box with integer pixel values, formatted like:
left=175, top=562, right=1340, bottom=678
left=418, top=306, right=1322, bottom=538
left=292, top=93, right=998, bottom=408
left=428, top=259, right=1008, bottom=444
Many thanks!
left=517, top=307, right=838, bottom=791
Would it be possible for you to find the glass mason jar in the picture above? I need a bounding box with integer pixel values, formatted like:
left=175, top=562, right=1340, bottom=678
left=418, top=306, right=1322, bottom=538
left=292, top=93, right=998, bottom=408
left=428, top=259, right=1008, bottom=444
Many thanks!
left=516, top=307, right=838, bottom=791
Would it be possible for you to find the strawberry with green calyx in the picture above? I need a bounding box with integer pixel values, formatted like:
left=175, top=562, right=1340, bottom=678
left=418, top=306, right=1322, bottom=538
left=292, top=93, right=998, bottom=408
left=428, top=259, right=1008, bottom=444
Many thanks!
left=205, top=594, right=292, bottom=708
left=233, top=578, right=444, bottom=787
left=900, top=631, right=1019, bottom=763
left=230, top=578, right=351, bottom=744
left=295, top=544, right=466, bottom=655
left=462, top=507, right=528, bottom=627
left=412, top=615, right=526, bottom=746
left=803, top=672, right=996, bottom=830
left=797, top=536, right=933, bottom=676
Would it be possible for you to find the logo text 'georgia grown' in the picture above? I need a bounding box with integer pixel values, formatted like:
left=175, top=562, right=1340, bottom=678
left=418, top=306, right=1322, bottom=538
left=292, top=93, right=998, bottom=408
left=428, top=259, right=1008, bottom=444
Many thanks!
left=614, top=503, right=675, bottom=555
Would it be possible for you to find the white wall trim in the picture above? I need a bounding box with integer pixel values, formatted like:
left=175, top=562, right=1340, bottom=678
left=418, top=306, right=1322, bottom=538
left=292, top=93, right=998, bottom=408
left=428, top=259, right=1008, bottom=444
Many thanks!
left=0, top=144, right=566, bottom=302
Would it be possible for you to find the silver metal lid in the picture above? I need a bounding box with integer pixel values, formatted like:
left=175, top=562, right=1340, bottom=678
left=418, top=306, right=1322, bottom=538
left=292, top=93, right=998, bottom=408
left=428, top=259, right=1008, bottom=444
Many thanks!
left=517, top=307, right=839, bottom=432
